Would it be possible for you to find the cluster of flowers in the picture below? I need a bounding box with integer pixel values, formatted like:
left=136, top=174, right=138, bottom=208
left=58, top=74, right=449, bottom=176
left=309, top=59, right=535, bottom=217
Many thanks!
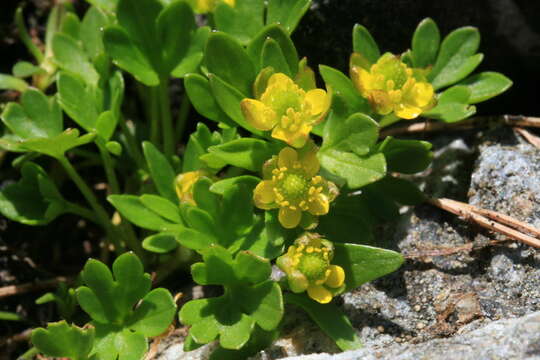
left=176, top=37, right=435, bottom=303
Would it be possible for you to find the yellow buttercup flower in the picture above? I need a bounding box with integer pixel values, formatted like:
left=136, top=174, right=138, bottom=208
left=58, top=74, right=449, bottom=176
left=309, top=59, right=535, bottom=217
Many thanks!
left=175, top=170, right=208, bottom=205
left=276, top=233, right=345, bottom=304
left=253, top=144, right=338, bottom=229
left=350, top=52, right=435, bottom=120
left=189, top=0, right=235, bottom=14
left=241, top=72, right=331, bottom=148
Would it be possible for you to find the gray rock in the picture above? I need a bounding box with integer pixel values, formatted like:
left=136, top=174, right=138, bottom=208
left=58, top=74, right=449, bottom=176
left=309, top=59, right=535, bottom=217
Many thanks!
left=271, top=311, right=540, bottom=360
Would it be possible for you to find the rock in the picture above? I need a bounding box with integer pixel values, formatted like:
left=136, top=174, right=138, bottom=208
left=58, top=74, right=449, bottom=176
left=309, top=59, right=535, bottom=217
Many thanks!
left=268, top=311, right=540, bottom=360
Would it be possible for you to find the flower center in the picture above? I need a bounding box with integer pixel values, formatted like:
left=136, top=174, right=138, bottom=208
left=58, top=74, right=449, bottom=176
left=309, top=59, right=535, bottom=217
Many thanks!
left=297, top=250, right=329, bottom=282
left=281, top=173, right=306, bottom=198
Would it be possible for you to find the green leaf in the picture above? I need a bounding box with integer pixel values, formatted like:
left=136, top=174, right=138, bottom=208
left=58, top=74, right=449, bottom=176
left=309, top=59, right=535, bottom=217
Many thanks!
left=378, top=137, right=432, bottom=174
left=142, top=232, right=178, bottom=253
left=247, top=24, right=298, bottom=75
left=143, top=141, right=177, bottom=203
left=80, top=6, right=110, bottom=61
left=12, top=61, right=45, bottom=78
left=205, top=32, right=256, bottom=96
left=183, top=122, right=220, bottom=171
left=322, top=113, right=379, bottom=156
left=31, top=321, right=94, bottom=360
left=352, top=24, right=380, bottom=65
left=77, top=253, right=153, bottom=325
left=103, top=26, right=160, bottom=86
left=318, top=192, right=376, bottom=245
left=128, top=288, right=177, bottom=337
left=59, top=12, right=81, bottom=40
left=52, top=33, right=99, bottom=86
left=93, top=324, right=148, bottom=360
left=96, top=111, right=118, bottom=141
left=1, top=89, right=62, bottom=139
left=208, top=138, right=278, bottom=171
left=172, top=26, right=210, bottom=77
left=0, top=162, right=65, bottom=225
left=266, top=0, right=311, bottom=34
left=285, top=293, right=362, bottom=351
left=108, top=195, right=177, bottom=231
left=57, top=72, right=100, bottom=132
left=428, top=27, right=482, bottom=90
left=140, top=194, right=182, bottom=223
left=86, top=0, right=118, bottom=12
left=319, top=149, right=386, bottom=189
left=210, top=176, right=260, bottom=195
left=458, top=71, right=512, bottom=104
left=412, top=18, right=440, bottom=68
left=333, top=242, right=404, bottom=291
left=117, top=0, right=162, bottom=68
left=0, top=311, right=24, bottom=321
left=0, top=74, right=28, bottom=92
left=214, top=0, right=265, bottom=44
left=177, top=227, right=216, bottom=250
left=180, top=248, right=283, bottom=349
left=21, top=129, right=95, bottom=159
left=209, top=74, right=260, bottom=133
left=106, top=141, right=122, bottom=156
left=374, top=176, right=426, bottom=205
left=184, top=74, right=232, bottom=125
left=156, top=1, right=196, bottom=74
left=423, top=85, right=476, bottom=123
left=261, top=38, right=291, bottom=76
left=319, top=65, right=369, bottom=114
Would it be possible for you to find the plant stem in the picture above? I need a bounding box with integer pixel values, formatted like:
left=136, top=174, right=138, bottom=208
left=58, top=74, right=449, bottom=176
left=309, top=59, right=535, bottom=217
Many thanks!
left=96, top=140, right=120, bottom=194
left=150, top=86, right=161, bottom=146
left=65, top=202, right=99, bottom=224
left=18, top=346, right=39, bottom=360
left=175, top=92, right=191, bottom=144
left=159, top=77, right=174, bottom=158
left=58, top=155, right=125, bottom=253
left=15, top=7, right=44, bottom=63
left=119, top=116, right=146, bottom=169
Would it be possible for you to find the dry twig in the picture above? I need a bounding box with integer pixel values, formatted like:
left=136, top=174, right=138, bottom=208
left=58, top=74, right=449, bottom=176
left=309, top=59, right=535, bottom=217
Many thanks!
left=427, top=198, right=540, bottom=249
left=0, top=276, right=70, bottom=299
left=514, top=127, right=540, bottom=149
left=380, top=115, right=540, bottom=138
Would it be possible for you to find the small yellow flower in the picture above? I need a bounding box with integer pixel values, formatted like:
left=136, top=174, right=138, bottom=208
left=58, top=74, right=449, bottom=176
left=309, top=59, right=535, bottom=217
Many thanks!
left=276, top=233, right=345, bottom=304
left=189, top=0, right=235, bottom=14
left=241, top=72, right=331, bottom=148
left=350, top=52, right=436, bottom=120
left=175, top=170, right=208, bottom=205
left=253, top=144, right=338, bottom=229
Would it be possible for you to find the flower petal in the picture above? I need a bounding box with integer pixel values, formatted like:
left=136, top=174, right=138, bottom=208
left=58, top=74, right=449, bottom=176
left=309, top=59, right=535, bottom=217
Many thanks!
left=278, top=147, right=298, bottom=168
left=267, top=72, right=295, bottom=89
left=305, top=89, right=330, bottom=116
left=308, top=195, right=329, bottom=215
left=288, top=269, right=309, bottom=293
left=240, top=99, right=277, bottom=131
left=410, top=82, right=435, bottom=108
left=307, top=285, right=332, bottom=304
left=325, top=265, right=345, bottom=288
left=278, top=207, right=302, bottom=229
left=253, top=181, right=276, bottom=209
left=300, top=145, right=320, bottom=177
left=394, top=103, right=422, bottom=120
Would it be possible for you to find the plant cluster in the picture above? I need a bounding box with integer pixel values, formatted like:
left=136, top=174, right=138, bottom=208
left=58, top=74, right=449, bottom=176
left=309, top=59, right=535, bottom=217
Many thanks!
left=0, top=0, right=511, bottom=359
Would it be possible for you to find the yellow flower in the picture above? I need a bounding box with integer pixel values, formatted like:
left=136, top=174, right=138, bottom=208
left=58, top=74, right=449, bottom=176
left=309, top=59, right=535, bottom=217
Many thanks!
left=253, top=144, right=338, bottom=229
left=189, top=0, right=235, bottom=13
left=350, top=52, right=436, bottom=120
left=175, top=170, right=208, bottom=205
left=276, top=233, right=345, bottom=304
left=241, top=72, right=331, bottom=148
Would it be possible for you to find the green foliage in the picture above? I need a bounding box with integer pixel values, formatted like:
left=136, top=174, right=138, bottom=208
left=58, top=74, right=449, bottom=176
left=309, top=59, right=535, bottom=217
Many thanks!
left=180, top=245, right=283, bottom=349
left=1, top=5, right=513, bottom=360
left=32, top=321, right=95, bottom=360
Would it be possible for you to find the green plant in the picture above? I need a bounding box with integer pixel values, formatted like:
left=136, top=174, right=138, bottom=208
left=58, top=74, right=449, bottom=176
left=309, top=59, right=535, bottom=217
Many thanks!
left=0, top=1, right=511, bottom=359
